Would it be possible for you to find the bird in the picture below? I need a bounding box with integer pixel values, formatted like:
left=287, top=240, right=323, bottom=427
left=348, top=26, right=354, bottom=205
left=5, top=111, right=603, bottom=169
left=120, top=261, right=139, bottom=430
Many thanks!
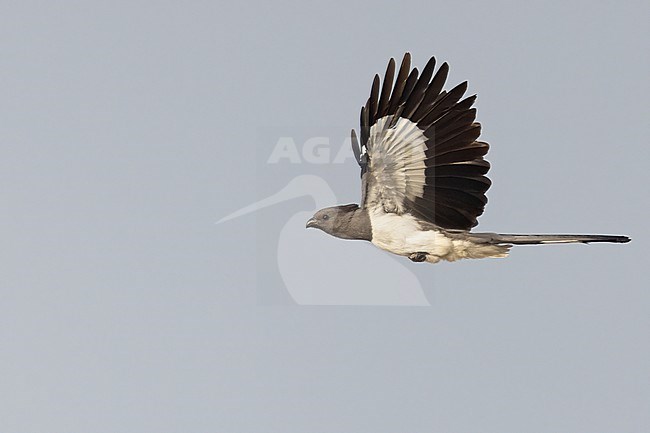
left=306, top=53, right=630, bottom=264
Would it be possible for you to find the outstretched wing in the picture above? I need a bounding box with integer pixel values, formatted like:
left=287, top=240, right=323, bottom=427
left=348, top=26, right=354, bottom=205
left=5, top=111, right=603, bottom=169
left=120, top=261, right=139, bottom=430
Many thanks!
left=350, top=53, right=490, bottom=230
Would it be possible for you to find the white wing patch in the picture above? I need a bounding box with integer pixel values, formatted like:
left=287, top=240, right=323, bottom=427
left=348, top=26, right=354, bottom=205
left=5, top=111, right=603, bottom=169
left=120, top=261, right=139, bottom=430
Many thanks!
left=366, top=116, right=427, bottom=213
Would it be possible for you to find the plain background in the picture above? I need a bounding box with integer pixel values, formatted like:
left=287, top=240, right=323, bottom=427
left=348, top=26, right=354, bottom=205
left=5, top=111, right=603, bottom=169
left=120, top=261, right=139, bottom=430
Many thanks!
left=1, top=1, right=649, bottom=432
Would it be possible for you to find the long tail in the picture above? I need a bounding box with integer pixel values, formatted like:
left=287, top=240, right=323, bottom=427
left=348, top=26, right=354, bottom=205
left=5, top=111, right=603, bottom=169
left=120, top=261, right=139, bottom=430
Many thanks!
left=487, top=233, right=631, bottom=245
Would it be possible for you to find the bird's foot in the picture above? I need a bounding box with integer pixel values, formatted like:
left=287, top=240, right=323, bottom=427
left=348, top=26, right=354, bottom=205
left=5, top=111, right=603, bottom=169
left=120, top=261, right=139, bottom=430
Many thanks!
left=408, top=252, right=428, bottom=263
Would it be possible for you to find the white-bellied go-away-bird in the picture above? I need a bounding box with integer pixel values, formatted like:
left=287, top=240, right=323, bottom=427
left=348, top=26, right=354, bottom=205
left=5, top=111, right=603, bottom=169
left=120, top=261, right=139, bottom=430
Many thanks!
left=306, top=53, right=630, bottom=264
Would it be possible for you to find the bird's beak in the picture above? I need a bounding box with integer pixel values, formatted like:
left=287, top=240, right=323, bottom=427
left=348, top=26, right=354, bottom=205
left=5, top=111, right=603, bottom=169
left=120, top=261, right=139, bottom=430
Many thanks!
left=306, top=218, right=317, bottom=229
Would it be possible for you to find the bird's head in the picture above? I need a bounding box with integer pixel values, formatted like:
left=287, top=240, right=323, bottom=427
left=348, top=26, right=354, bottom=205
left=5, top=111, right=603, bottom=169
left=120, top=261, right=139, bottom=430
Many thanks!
left=306, top=204, right=360, bottom=237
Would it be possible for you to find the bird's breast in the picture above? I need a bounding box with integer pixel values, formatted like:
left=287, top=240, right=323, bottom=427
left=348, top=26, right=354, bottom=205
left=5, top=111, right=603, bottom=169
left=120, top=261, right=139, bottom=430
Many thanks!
left=368, top=209, right=453, bottom=257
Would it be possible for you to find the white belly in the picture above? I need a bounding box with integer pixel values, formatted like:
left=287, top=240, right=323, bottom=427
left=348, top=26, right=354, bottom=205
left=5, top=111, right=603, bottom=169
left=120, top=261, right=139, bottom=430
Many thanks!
left=369, top=211, right=452, bottom=260
left=368, top=210, right=509, bottom=263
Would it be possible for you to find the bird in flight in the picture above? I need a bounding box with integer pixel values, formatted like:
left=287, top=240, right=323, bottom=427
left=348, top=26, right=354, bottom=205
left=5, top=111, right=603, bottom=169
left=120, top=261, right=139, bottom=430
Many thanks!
left=306, top=53, right=630, bottom=264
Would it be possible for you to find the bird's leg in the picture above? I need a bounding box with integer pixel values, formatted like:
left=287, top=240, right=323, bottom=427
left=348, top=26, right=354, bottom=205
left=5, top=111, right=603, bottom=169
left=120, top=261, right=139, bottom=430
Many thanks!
left=408, top=252, right=428, bottom=263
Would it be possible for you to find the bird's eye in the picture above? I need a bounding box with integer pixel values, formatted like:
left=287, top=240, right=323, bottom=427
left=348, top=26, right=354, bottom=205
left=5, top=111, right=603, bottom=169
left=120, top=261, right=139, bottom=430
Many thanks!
left=322, top=214, right=329, bottom=220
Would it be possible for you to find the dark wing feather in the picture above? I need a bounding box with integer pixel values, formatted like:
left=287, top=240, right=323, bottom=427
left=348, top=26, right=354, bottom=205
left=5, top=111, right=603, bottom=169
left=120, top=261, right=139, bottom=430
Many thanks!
left=376, top=58, right=395, bottom=117
left=386, top=53, right=411, bottom=117
left=353, top=53, right=491, bottom=230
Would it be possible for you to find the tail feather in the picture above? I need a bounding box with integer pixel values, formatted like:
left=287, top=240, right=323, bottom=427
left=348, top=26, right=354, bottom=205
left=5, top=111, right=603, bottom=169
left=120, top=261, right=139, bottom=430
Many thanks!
left=488, top=233, right=631, bottom=245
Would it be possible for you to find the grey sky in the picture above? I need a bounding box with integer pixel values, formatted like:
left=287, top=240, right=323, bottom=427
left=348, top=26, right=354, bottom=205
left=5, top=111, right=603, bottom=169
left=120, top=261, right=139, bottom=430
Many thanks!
left=1, top=1, right=648, bottom=432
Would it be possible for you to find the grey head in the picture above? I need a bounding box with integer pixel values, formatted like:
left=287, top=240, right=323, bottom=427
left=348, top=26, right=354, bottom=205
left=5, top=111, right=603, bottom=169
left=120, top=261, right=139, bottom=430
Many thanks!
left=306, top=204, right=371, bottom=241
